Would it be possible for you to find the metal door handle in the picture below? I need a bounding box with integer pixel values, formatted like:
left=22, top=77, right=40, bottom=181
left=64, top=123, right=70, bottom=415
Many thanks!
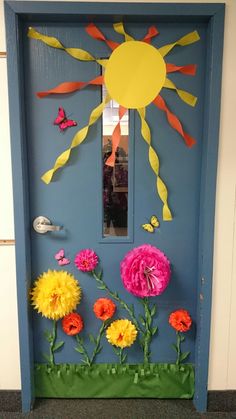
left=33, top=216, right=63, bottom=234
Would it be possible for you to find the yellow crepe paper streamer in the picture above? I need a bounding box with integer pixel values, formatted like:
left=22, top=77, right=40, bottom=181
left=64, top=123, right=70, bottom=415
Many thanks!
left=113, top=22, right=134, bottom=42
left=158, top=31, right=200, bottom=57
left=137, top=108, right=172, bottom=221
left=41, top=94, right=111, bottom=184
left=164, top=78, right=197, bottom=107
left=27, top=27, right=107, bottom=67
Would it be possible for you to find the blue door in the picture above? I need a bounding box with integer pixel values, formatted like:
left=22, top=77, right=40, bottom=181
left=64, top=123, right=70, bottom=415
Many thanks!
left=25, top=18, right=205, bottom=396
left=5, top=2, right=225, bottom=412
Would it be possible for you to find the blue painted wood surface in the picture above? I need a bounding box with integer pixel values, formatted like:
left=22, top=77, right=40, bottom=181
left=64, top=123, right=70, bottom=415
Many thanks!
left=4, top=2, right=35, bottom=413
left=4, top=1, right=225, bottom=413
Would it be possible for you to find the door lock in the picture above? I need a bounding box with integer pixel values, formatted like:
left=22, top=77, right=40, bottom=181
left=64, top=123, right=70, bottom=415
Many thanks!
left=33, top=216, right=63, bottom=234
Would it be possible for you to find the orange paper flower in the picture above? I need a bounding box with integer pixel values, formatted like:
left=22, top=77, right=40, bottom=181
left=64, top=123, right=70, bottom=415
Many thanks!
left=93, top=298, right=116, bottom=321
left=169, top=309, right=192, bottom=332
left=62, top=312, right=84, bottom=336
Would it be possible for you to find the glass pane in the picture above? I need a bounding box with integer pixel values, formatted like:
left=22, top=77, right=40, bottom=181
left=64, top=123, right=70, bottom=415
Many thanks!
left=102, top=84, right=129, bottom=237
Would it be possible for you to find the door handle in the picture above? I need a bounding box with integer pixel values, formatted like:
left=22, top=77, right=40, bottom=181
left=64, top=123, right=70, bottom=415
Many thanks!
left=33, top=216, right=63, bottom=234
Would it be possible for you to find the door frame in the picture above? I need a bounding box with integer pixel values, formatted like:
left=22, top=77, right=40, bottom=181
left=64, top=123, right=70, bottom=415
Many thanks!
left=4, top=1, right=225, bottom=413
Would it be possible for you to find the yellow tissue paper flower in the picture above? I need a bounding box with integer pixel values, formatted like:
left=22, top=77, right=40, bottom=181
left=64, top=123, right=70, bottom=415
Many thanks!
left=106, top=319, right=137, bottom=348
left=31, top=270, right=81, bottom=320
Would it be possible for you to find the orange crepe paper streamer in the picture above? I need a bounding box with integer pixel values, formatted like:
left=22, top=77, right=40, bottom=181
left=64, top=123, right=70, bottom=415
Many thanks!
left=36, top=76, right=104, bottom=98
left=166, top=63, right=197, bottom=75
left=153, top=95, right=196, bottom=148
left=142, top=26, right=159, bottom=44
left=86, top=23, right=120, bottom=51
left=105, top=106, right=127, bottom=167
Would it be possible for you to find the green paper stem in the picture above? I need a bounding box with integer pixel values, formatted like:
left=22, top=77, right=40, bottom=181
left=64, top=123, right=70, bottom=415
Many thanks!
left=112, top=346, right=126, bottom=364
left=143, top=298, right=153, bottom=364
left=90, top=321, right=107, bottom=365
left=49, top=320, right=57, bottom=365
left=119, top=348, right=124, bottom=364
left=44, top=320, right=64, bottom=365
left=176, top=331, right=181, bottom=365
left=91, top=270, right=144, bottom=335
left=75, top=335, right=91, bottom=366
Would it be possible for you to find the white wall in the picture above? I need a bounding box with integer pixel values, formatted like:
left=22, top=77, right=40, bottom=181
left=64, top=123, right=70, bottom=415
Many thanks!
left=0, top=0, right=235, bottom=391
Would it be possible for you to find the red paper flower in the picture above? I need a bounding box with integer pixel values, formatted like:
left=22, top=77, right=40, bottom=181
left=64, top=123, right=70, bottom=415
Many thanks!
left=62, top=312, right=84, bottom=336
left=74, top=249, right=99, bottom=272
left=93, top=298, right=116, bottom=321
left=169, top=309, right=192, bottom=332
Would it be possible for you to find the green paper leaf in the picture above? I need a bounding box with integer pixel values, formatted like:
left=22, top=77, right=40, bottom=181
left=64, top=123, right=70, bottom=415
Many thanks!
left=89, top=334, right=96, bottom=344
left=151, top=305, right=157, bottom=317
left=97, top=284, right=106, bottom=290
left=180, top=334, right=185, bottom=342
left=74, top=347, right=84, bottom=354
left=147, top=313, right=152, bottom=328
left=97, top=270, right=103, bottom=280
left=96, top=346, right=102, bottom=354
left=43, top=353, right=51, bottom=362
left=44, top=330, right=52, bottom=343
left=81, top=358, right=90, bottom=366
left=179, top=351, right=190, bottom=362
left=53, top=341, right=64, bottom=352
left=172, top=344, right=178, bottom=353
left=122, top=353, right=127, bottom=363
left=151, top=326, right=158, bottom=336
left=113, top=347, right=120, bottom=356
left=76, top=335, right=83, bottom=344
left=139, top=315, right=146, bottom=327
left=139, top=299, right=146, bottom=306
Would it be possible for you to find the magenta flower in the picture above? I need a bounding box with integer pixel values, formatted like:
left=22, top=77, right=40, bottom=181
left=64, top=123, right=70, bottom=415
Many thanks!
left=74, top=249, right=98, bottom=272
left=120, top=244, right=171, bottom=298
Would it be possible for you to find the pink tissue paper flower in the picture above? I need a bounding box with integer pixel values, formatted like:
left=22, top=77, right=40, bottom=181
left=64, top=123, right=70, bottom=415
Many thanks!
left=74, top=249, right=98, bottom=272
left=120, top=244, right=171, bottom=298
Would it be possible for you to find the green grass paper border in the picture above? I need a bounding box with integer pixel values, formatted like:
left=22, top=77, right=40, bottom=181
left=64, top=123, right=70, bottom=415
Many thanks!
left=34, top=363, right=194, bottom=398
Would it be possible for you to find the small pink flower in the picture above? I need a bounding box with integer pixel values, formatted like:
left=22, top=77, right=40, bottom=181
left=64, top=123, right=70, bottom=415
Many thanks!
left=120, top=244, right=171, bottom=298
left=74, top=249, right=98, bottom=272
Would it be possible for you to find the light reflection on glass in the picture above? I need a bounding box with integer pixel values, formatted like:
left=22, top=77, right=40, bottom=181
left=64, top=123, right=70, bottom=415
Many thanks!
left=102, top=84, right=129, bottom=237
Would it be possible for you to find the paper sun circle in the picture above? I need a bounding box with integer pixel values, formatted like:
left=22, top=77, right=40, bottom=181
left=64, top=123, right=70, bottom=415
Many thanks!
left=104, top=41, right=166, bottom=109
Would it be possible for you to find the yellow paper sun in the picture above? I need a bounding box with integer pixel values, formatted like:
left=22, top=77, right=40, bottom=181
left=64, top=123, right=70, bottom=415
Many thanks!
left=28, top=23, right=200, bottom=221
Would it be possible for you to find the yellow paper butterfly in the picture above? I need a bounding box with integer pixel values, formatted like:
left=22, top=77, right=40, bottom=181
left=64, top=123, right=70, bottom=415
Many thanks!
left=142, top=215, right=160, bottom=233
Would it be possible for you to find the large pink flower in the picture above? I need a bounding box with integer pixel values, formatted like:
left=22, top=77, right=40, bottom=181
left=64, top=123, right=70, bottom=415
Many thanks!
left=74, top=249, right=98, bottom=272
left=120, top=244, right=171, bottom=298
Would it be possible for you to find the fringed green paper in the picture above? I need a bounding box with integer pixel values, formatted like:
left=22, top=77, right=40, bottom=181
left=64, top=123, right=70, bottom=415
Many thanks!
left=34, top=363, right=194, bottom=398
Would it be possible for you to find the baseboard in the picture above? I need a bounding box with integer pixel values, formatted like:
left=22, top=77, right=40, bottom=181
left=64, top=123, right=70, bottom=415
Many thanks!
left=0, top=390, right=236, bottom=413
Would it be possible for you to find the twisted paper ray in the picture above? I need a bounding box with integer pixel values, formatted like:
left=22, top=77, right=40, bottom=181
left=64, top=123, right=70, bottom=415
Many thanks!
left=36, top=76, right=104, bottom=98
left=142, top=26, right=159, bottom=44
left=153, top=95, right=196, bottom=147
left=28, top=27, right=107, bottom=67
left=158, top=31, right=200, bottom=57
left=137, top=108, right=172, bottom=221
left=113, top=23, right=134, bottom=41
left=166, top=63, right=197, bottom=75
left=105, top=106, right=127, bottom=167
left=41, top=94, right=111, bottom=184
left=86, top=23, right=120, bottom=50
left=164, top=78, right=197, bottom=107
